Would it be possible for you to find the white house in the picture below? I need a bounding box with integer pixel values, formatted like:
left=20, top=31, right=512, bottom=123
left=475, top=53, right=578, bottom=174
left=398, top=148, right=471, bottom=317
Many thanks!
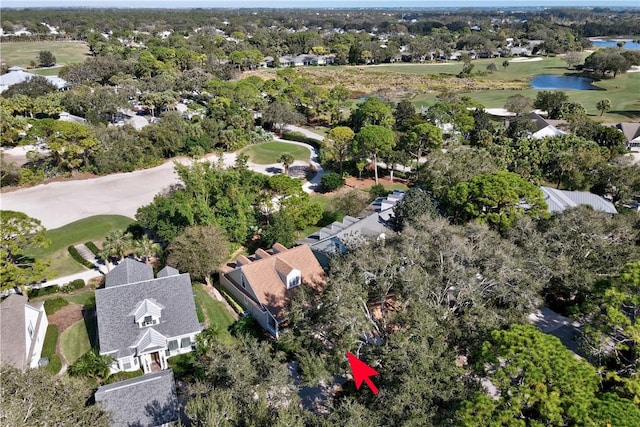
left=95, top=259, right=202, bottom=374
left=0, top=67, right=69, bottom=94
left=0, top=294, right=49, bottom=370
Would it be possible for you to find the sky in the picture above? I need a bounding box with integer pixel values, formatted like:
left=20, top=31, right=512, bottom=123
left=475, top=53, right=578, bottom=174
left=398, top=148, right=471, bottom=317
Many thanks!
left=2, top=0, right=639, bottom=8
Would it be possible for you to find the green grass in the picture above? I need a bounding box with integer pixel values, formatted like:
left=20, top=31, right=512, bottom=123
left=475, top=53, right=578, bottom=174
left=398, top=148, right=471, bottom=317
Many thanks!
left=26, top=215, right=134, bottom=278
left=31, top=67, right=63, bottom=76
left=241, top=141, right=311, bottom=164
left=60, top=319, right=93, bottom=365
left=44, top=297, right=69, bottom=315
left=64, top=291, right=96, bottom=308
left=104, top=369, right=143, bottom=384
left=42, top=324, right=62, bottom=375
left=0, top=41, right=90, bottom=68
left=193, top=283, right=235, bottom=343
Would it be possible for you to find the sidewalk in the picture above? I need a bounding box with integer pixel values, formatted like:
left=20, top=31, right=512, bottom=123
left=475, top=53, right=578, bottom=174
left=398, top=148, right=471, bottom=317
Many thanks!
left=33, top=269, right=103, bottom=289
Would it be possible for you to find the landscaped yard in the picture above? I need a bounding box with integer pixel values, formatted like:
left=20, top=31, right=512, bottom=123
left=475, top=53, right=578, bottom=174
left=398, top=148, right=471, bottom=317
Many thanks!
left=242, top=141, right=311, bottom=164
left=1, top=41, right=90, bottom=69
left=193, top=283, right=236, bottom=343
left=26, top=215, right=133, bottom=278
left=42, top=325, right=62, bottom=375
left=60, top=318, right=93, bottom=365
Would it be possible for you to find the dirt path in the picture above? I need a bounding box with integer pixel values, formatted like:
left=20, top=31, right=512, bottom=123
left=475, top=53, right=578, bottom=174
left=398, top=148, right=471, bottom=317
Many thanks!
left=48, top=303, right=84, bottom=376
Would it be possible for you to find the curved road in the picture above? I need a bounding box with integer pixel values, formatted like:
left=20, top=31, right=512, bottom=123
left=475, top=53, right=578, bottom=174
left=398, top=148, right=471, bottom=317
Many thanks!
left=0, top=127, right=324, bottom=230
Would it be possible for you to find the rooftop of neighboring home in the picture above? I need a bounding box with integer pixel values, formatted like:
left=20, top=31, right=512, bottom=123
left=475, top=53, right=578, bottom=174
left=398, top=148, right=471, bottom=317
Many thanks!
left=540, top=186, right=617, bottom=214
left=221, top=244, right=325, bottom=321
left=0, top=294, right=46, bottom=371
left=0, top=67, right=69, bottom=93
left=95, top=259, right=202, bottom=359
left=95, top=369, right=178, bottom=427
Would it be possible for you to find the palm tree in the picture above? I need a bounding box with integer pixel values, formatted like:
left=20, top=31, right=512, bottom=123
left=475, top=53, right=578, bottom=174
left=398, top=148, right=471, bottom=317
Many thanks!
left=100, top=230, right=133, bottom=265
left=134, top=235, right=162, bottom=264
left=596, top=99, right=612, bottom=117
left=278, top=153, right=294, bottom=175
left=68, top=350, right=114, bottom=384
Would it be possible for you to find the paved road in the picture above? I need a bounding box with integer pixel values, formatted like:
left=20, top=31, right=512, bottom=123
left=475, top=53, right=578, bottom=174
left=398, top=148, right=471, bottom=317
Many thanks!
left=0, top=129, right=326, bottom=230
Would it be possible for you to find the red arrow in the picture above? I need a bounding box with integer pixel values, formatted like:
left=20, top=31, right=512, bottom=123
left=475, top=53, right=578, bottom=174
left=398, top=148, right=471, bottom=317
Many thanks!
left=346, top=351, right=380, bottom=394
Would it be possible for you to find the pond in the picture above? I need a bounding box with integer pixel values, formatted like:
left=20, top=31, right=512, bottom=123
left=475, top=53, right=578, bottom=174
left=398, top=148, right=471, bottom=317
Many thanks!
left=531, top=74, right=601, bottom=91
left=592, top=40, right=640, bottom=50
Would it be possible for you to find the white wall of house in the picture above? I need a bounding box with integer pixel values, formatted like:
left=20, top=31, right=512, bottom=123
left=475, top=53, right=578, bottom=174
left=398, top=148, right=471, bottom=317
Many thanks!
left=219, top=275, right=278, bottom=337
left=25, top=304, right=48, bottom=368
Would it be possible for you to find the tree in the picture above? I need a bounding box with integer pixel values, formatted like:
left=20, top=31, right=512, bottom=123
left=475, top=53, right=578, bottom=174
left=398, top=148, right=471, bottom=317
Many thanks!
left=263, top=102, right=304, bottom=133
left=502, top=59, right=510, bottom=70
left=353, top=125, right=396, bottom=184
left=38, top=50, right=56, bottom=67
left=534, top=90, right=569, bottom=118
left=504, top=94, right=532, bottom=117
left=261, top=211, right=297, bottom=248
left=0, top=210, right=49, bottom=291
left=394, top=99, right=417, bottom=132
left=1, top=75, right=58, bottom=98
left=166, top=225, right=231, bottom=286
left=324, top=126, right=355, bottom=174
left=564, top=50, right=582, bottom=69
left=596, top=98, right=612, bottom=116
left=392, top=187, right=439, bottom=230
left=1, top=364, right=111, bottom=426
left=278, top=153, right=294, bottom=176
left=486, top=62, right=498, bottom=73
left=34, top=120, right=99, bottom=174
left=320, top=172, right=345, bottom=192
left=401, top=123, right=444, bottom=165
left=133, top=235, right=162, bottom=264
left=445, top=171, right=549, bottom=230
left=68, top=350, right=114, bottom=383
left=457, top=324, right=633, bottom=426
left=100, top=230, right=133, bottom=264
left=350, top=97, right=395, bottom=132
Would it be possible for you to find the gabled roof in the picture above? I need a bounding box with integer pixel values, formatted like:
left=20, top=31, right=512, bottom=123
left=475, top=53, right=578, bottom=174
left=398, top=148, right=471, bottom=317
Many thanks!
left=96, top=261, right=202, bottom=357
left=229, top=244, right=325, bottom=320
left=95, top=369, right=178, bottom=427
left=0, top=69, right=69, bottom=93
left=540, top=186, right=617, bottom=214
left=134, top=328, right=167, bottom=354
left=157, top=265, right=180, bottom=278
left=105, top=258, right=154, bottom=288
left=616, top=122, right=640, bottom=143
left=130, top=298, right=165, bottom=323
left=0, top=294, right=45, bottom=370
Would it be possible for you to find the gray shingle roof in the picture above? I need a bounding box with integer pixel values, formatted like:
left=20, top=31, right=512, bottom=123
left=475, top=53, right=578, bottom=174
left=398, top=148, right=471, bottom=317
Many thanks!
left=95, top=369, right=178, bottom=427
left=96, top=263, right=202, bottom=356
left=157, top=266, right=179, bottom=278
left=540, top=186, right=617, bottom=214
left=0, top=294, right=28, bottom=370
left=105, top=258, right=154, bottom=288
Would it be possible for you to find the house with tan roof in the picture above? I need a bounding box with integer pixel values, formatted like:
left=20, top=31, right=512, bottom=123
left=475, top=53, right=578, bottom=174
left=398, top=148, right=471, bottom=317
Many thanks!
left=219, top=243, right=325, bottom=338
left=616, top=122, right=640, bottom=151
left=0, top=294, right=48, bottom=370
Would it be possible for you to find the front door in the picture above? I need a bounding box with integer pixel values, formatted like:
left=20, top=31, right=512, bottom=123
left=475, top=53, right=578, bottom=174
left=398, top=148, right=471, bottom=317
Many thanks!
left=151, top=352, right=160, bottom=365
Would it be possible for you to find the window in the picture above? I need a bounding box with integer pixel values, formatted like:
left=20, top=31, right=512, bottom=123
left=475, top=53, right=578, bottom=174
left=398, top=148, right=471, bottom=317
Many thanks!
left=122, top=360, right=131, bottom=370
left=27, top=321, right=34, bottom=338
left=241, top=275, right=247, bottom=289
left=288, top=274, right=300, bottom=289
left=180, top=337, right=191, bottom=348
left=142, top=315, right=155, bottom=326
left=168, top=340, right=179, bottom=351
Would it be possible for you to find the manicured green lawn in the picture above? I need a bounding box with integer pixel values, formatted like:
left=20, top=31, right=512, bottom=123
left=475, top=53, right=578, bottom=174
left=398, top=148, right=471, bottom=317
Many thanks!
left=60, top=319, right=92, bottom=365
left=1, top=41, right=90, bottom=68
left=193, top=283, right=235, bottom=342
left=26, top=215, right=133, bottom=278
left=31, top=67, right=63, bottom=76
left=42, top=324, right=62, bottom=375
left=242, top=141, right=311, bottom=164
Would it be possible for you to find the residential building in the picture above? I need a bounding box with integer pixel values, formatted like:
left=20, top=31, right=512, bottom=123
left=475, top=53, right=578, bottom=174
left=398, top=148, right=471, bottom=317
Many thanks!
left=616, top=122, right=640, bottom=151
left=298, top=190, right=405, bottom=267
left=528, top=112, right=568, bottom=139
left=540, top=186, right=617, bottom=214
left=0, top=66, right=69, bottom=94
left=95, top=369, right=178, bottom=427
left=95, top=259, right=202, bottom=374
left=0, top=294, right=49, bottom=370
left=219, top=244, right=325, bottom=338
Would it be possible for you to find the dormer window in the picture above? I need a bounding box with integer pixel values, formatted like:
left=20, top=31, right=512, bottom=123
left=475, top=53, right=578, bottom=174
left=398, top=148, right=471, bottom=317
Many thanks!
left=130, top=298, right=165, bottom=328
left=288, top=274, right=301, bottom=289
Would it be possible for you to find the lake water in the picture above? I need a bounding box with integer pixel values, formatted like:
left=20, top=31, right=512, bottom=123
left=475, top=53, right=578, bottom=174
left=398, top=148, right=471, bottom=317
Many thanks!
left=592, top=40, right=640, bottom=50
left=531, top=74, right=601, bottom=91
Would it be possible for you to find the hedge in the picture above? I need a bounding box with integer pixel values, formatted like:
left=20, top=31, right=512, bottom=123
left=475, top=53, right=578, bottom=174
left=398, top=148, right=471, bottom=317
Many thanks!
left=321, top=172, right=345, bottom=191
left=67, top=245, right=96, bottom=269
left=42, top=325, right=61, bottom=375
left=84, top=241, right=100, bottom=256
left=61, top=279, right=85, bottom=293
left=281, top=131, right=321, bottom=149
left=219, top=287, right=244, bottom=315
left=44, top=297, right=69, bottom=315
left=28, top=285, right=59, bottom=298
left=104, top=369, right=143, bottom=385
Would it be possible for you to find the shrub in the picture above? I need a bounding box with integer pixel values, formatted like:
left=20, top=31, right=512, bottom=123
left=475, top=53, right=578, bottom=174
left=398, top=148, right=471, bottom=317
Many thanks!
left=84, top=241, right=100, bottom=256
left=28, top=285, right=59, bottom=298
left=219, top=287, right=244, bottom=314
left=42, top=325, right=61, bottom=374
left=321, top=172, right=345, bottom=192
left=44, top=297, right=68, bottom=315
left=61, top=279, right=85, bottom=293
left=67, top=246, right=96, bottom=269
left=281, top=131, right=321, bottom=149
left=104, top=370, right=143, bottom=385
left=369, top=183, right=389, bottom=199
